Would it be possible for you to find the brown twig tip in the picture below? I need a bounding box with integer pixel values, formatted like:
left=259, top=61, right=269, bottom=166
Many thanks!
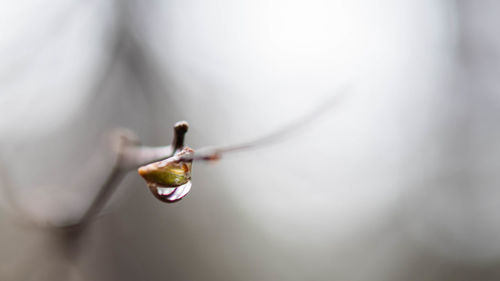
left=172, top=121, right=189, bottom=151
left=174, top=121, right=189, bottom=134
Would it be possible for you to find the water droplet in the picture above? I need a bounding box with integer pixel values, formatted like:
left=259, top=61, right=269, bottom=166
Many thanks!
left=138, top=147, right=194, bottom=203
left=147, top=181, right=192, bottom=203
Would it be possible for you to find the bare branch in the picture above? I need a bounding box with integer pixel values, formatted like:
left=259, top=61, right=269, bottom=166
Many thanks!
left=179, top=89, right=348, bottom=162
left=1, top=87, right=347, bottom=231
left=66, top=122, right=189, bottom=229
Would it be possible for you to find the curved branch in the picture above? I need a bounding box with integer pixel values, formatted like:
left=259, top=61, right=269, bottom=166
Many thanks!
left=1, top=88, right=347, bottom=231
left=180, top=90, right=348, bottom=162
left=66, top=122, right=189, bottom=229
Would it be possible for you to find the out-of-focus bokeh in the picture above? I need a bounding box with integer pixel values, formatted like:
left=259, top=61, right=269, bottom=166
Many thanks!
left=1, top=0, right=500, bottom=280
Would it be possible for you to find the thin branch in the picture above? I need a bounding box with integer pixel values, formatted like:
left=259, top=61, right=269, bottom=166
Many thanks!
left=180, top=89, right=348, bottom=162
left=1, top=88, right=347, bottom=231
left=65, top=122, right=189, bottom=229
left=62, top=88, right=348, bottom=228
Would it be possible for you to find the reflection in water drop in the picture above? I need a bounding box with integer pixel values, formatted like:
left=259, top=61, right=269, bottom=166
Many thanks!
left=157, top=187, right=176, bottom=196
left=165, top=181, right=192, bottom=202
left=147, top=181, right=192, bottom=203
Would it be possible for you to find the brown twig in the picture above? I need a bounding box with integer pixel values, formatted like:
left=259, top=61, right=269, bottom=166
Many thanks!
left=1, top=88, right=346, bottom=231
left=66, top=122, right=190, bottom=229
left=178, top=90, right=347, bottom=162
left=0, top=122, right=187, bottom=230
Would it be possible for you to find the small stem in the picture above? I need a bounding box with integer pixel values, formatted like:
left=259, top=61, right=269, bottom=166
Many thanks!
left=3, top=88, right=345, bottom=230
left=177, top=91, right=346, bottom=162
left=121, top=145, right=173, bottom=169
left=172, top=121, right=189, bottom=153
left=66, top=121, right=190, bottom=229
left=74, top=161, right=124, bottom=230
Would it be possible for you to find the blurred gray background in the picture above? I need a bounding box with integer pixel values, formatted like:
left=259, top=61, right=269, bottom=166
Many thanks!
left=1, top=0, right=500, bottom=280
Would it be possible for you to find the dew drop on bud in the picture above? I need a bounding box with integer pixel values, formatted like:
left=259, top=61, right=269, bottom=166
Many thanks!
left=146, top=181, right=192, bottom=203
left=139, top=147, right=194, bottom=203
